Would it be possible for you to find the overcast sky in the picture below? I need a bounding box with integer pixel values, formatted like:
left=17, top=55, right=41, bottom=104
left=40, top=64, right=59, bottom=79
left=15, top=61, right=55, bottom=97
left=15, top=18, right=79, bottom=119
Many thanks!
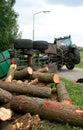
left=14, top=0, right=83, bottom=47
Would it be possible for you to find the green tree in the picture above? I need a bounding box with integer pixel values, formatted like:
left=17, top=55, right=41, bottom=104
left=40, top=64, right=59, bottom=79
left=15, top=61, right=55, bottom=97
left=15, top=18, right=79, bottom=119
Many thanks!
left=0, top=0, right=20, bottom=51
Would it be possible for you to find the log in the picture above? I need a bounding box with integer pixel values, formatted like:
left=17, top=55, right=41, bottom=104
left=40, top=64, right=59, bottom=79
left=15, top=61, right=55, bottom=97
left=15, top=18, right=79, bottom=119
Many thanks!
left=0, top=80, right=51, bottom=98
left=30, top=72, right=59, bottom=84
left=14, top=66, right=33, bottom=80
left=28, top=78, right=38, bottom=85
left=56, top=82, right=72, bottom=105
left=3, top=113, right=40, bottom=130
left=0, top=88, right=13, bottom=103
left=37, top=67, right=49, bottom=73
left=0, top=107, right=12, bottom=121
left=10, top=95, right=83, bottom=127
left=5, top=64, right=17, bottom=82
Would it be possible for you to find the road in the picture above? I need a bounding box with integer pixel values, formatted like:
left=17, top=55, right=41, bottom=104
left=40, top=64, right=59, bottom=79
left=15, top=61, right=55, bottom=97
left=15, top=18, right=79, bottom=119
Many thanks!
left=58, top=66, right=83, bottom=81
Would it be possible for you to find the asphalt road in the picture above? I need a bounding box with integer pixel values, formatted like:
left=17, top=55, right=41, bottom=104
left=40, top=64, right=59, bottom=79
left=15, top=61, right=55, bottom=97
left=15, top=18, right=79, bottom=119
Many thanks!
left=58, top=66, right=83, bottom=81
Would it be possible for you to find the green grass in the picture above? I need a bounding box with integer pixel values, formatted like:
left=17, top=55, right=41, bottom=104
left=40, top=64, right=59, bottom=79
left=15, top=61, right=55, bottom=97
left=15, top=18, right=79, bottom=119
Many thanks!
left=32, top=79, right=83, bottom=130
left=61, top=78, right=83, bottom=107
left=76, top=51, right=83, bottom=68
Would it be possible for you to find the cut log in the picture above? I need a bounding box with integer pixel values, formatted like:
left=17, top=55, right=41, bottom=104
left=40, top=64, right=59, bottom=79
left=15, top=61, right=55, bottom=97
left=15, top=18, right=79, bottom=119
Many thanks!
left=0, top=107, right=12, bottom=121
left=5, top=64, right=17, bottom=82
left=14, top=66, right=33, bottom=80
left=0, top=80, right=51, bottom=98
left=56, top=82, right=72, bottom=105
left=17, top=80, right=23, bottom=84
left=28, top=78, right=38, bottom=85
left=30, top=72, right=59, bottom=84
left=0, top=88, right=13, bottom=103
left=37, top=67, right=49, bottom=73
left=10, top=95, right=83, bottom=127
left=3, top=113, right=40, bottom=130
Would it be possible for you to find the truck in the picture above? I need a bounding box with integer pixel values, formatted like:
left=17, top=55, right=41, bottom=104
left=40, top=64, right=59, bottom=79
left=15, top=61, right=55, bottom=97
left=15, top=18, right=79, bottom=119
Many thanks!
left=13, top=35, right=80, bottom=70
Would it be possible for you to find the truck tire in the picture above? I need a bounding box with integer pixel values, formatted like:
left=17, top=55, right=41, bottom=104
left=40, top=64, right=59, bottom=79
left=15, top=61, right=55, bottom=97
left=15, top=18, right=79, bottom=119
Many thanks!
left=66, top=62, right=75, bottom=70
left=73, top=48, right=80, bottom=64
left=14, top=39, right=33, bottom=49
left=33, top=41, right=48, bottom=50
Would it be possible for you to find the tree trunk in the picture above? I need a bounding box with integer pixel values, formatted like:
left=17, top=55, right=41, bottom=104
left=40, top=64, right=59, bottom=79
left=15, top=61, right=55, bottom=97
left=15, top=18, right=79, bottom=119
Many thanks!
left=3, top=113, right=40, bottom=130
left=0, top=107, right=12, bottom=121
left=5, top=64, right=17, bottom=82
left=30, top=72, right=59, bottom=84
left=0, top=80, right=51, bottom=98
left=56, top=82, right=72, bottom=105
left=10, top=95, right=83, bottom=127
left=0, top=88, right=13, bottom=103
left=37, top=67, right=49, bottom=73
left=14, top=67, right=33, bottom=80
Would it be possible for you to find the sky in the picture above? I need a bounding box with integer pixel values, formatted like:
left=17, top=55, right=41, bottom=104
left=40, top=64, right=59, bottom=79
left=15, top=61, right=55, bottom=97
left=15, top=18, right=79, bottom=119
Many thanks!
left=14, top=0, right=83, bottom=47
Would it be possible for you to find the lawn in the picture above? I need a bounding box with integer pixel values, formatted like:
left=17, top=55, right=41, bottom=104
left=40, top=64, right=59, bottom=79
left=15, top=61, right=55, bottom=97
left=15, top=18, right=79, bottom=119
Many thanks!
left=76, top=50, right=83, bottom=68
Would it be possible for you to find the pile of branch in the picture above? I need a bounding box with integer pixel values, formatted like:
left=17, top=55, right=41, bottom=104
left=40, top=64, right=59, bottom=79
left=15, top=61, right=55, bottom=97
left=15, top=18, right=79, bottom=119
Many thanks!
left=2, top=113, right=40, bottom=130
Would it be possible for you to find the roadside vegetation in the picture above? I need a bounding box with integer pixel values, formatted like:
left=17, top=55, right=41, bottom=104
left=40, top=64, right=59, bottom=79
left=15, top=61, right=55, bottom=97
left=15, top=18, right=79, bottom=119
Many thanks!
left=76, top=47, right=83, bottom=68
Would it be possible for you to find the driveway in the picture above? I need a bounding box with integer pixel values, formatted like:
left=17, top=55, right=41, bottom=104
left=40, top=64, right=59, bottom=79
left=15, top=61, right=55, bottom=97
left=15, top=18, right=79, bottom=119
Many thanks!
left=58, top=66, right=83, bottom=81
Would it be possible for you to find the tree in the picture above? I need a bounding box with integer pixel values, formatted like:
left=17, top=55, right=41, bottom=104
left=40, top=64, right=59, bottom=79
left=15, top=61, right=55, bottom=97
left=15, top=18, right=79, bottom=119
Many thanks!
left=0, top=0, right=20, bottom=51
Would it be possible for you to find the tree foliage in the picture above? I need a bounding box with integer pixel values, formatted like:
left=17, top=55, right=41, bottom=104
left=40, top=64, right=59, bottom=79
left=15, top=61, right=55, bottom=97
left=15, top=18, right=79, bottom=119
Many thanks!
left=0, top=0, right=20, bottom=51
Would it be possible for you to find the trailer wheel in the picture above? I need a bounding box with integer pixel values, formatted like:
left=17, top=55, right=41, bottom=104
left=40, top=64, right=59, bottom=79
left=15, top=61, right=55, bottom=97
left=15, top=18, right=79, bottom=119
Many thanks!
left=33, top=41, right=48, bottom=50
left=14, top=39, right=33, bottom=49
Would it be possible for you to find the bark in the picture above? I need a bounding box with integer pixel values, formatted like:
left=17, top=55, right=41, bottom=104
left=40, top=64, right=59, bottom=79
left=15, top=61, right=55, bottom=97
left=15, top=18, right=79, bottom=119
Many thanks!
left=10, top=95, right=83, bottom=127
left=5, top=64, right=17, bottom=82
left=30, top=72, right=59, bottom=84
left=0, top=88, right=13, bottom=103
left=0, top=80, right=51, bottom=98
left=3, top=113, right=40, bottom=130
left=14, top=67, right=33, bottom=80
left=56, top=82, right=72, bottom=105
left=0, top=107, right=12, bottom=121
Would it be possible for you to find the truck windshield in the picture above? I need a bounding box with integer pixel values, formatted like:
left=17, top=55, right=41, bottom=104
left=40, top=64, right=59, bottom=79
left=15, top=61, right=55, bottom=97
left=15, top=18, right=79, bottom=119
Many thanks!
left=56, top=39, right=71, bottom=47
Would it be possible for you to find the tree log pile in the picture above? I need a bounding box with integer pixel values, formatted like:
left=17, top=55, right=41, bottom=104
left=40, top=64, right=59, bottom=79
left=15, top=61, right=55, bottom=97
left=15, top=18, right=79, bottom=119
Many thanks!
left=0, top=64, right=83, bottom=129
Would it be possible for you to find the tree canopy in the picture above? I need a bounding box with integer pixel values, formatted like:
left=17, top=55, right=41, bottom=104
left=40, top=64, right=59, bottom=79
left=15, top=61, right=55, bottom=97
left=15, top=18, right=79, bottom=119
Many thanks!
left=0, top=0, right=20, bottom=51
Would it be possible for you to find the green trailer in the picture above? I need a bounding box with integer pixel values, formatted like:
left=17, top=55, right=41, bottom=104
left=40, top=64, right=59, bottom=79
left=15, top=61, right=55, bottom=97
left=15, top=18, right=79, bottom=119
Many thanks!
left=0, top=49, right=10, bottom=78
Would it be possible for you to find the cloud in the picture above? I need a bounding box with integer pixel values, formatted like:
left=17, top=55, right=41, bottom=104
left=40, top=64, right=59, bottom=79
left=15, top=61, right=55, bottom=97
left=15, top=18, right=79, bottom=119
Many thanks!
left=45, top=0, right=83, bottom=7
left=14, top=0, right=83, bottom=47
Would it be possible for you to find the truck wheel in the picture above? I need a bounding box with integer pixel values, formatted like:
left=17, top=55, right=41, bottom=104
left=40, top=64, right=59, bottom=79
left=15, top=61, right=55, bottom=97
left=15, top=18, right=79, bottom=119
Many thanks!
left=73, top=48, right=80, bottom=64
left=66, top=62, right=75, bottom=70
left=33, top=41, right=48, bottom=50
left=14, top=39, right=33, bottom=49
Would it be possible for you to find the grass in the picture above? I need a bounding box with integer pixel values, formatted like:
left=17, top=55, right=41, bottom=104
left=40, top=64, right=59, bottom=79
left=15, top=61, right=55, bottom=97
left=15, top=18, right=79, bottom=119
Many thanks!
left=76, top=51, right=83, bottom=68
left=61, top=78, right=83, bottom=107
left=32, top=78, right=83, bottom=130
